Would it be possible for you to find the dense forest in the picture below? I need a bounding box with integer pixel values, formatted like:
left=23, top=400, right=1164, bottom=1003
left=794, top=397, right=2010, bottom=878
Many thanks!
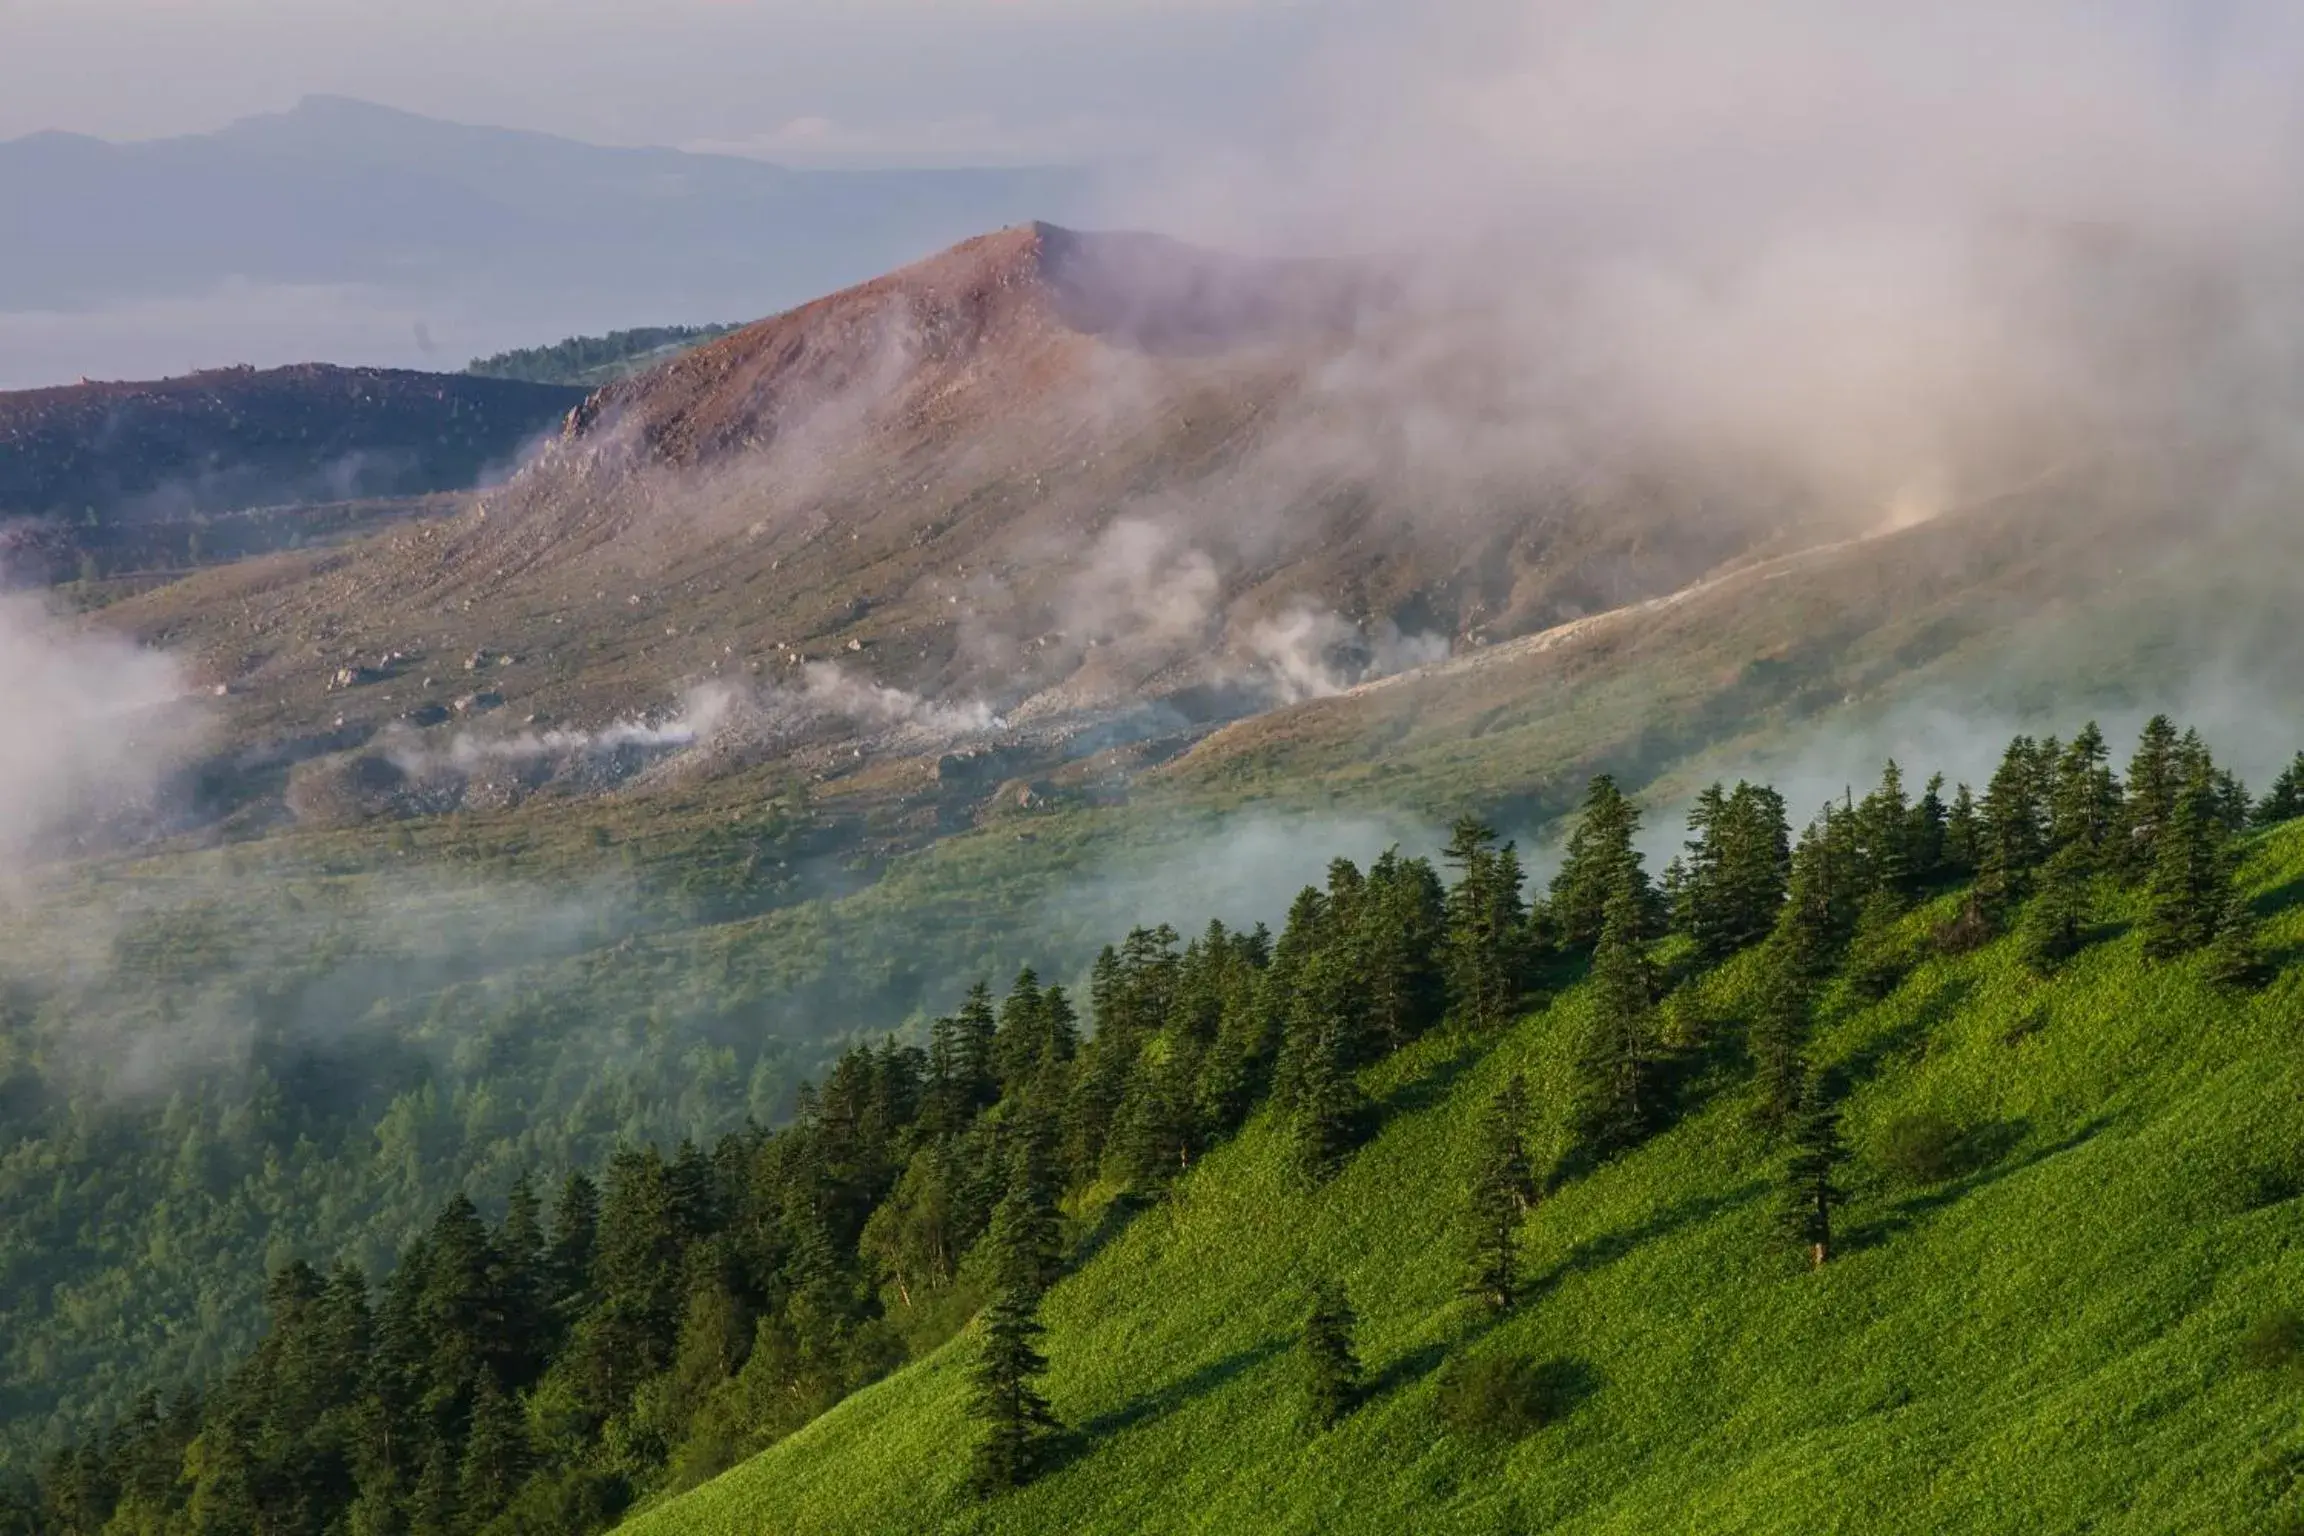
left=0, top=366, right=583, bottom=532
left=465, top=328, right=742, bottom=388
left=14, top=718, right=2301, bottom=1535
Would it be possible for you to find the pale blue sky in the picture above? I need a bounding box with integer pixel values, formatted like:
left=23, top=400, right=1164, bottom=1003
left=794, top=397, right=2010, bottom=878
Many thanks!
left=0, top=0, right=1341, bottom=163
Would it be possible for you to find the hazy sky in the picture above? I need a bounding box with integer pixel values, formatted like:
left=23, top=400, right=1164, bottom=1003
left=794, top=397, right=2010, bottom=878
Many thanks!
left=0, top=0, right=1341, bottom=163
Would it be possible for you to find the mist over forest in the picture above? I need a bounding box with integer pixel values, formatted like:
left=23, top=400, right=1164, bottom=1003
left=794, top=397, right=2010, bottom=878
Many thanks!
left=8, top=4, right=2304, bottom=1535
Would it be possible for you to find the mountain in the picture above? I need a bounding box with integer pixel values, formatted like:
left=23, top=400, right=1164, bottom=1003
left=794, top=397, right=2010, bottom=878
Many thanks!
left=9, top=218, right=2304, bottom=1514
left=0, top=98, right=1094, bottom=385
left=90, top=223, right=1824, bottom=834
left=0, top=363, right=584, bottom=582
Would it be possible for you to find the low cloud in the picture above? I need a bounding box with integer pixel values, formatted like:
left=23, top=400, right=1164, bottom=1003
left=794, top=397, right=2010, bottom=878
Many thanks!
left=0, top=592, right=206, bottom=876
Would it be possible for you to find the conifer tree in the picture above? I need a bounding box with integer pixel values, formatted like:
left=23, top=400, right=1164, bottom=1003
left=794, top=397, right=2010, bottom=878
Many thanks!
left=494, top=1173, right=549, bottom=1385
left=1943, top=782, right=1981, bottom=875
left=2049, top=723, right=2123, bottom=862
left=1909, top=773, right=1951, bottom=884
left=1442, top=818, right=1530, bottom=1030
left=1289, top=1018, right=1367, bottom=1185
left=2143, top=766, right=2227, bottom=961
left=2204, top=883, right=2266, bottom=990
left=1112, top=1043, right=1198, bottom=1194
left=968, top=1166, right=1063, bottom=1496
left=1678, top=782, right=1791, bottom=960
left=950, top=983, right=1001, bottom=1116
left=1575, top=880, right=1658, bottom=1155
left=1749, top=950, right=1814, bottom=1126
left=2018, top=839, right=2092, bottom=975
left=1779, top=1072, right=1847, bottom=1268
left=1550, top=776, right=1653, bottom=950
left=1976, top=737, right=2048, bottom=917
left=1463, top=1074, right=1535, bottom=1311
left=1356, top=849, right=1448, bottom=1051
left=1843, top=887, right=1908, bottom=1000
left=2252, top=752, right=2304, bottom=828
left=2121, top=714, right=2183, bottom=882
left=1855, top=761, right=1916, bottom=894
left=1299, top=1280, right=1363, bottom=1430
left=1774, top=812, right=1856, bottom=979
left=456, top=1375, right=531, bottom=1527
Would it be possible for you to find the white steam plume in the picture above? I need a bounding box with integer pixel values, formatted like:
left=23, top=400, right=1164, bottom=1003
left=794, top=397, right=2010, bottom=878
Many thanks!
left=1127, top=0, right=2304, bottom=520
left=0, top=593, right=204, bottom=874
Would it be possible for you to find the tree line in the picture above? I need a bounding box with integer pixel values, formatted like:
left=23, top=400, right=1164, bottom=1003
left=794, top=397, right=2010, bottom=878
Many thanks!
left=22, top=719, right=2294, bottom=1532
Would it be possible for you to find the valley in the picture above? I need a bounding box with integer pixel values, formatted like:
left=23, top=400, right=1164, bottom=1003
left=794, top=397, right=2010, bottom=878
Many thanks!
left=6, top=212, right=2304, bottom=1535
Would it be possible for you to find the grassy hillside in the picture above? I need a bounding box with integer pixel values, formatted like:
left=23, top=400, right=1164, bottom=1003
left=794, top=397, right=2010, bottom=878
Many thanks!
left=629, top=824, right=2304, bottom=1535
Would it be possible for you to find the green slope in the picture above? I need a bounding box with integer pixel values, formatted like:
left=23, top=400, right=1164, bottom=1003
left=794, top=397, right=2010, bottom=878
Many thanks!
left=627, top=827, right=2304, bottom=1535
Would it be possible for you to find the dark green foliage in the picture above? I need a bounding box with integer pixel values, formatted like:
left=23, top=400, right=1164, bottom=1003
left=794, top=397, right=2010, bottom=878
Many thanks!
left=1878, top=1110, right=1965, bottom=1187
left=2121, top=715, right=2184, bottom=883
left=1774, top=807, right=1863, bottom=979
left=467, top=324, right=741, bottom=385
left=1575, top=881, right=1659, bottom=1156
left=1779, top=1075, right=1848, bottom=1267
left=1442, top=820, right=1532, bottom=1030
left=2204, top=885, right=2266, bottom=990
left=1676, top=781, right=1792, bottom=961
left=967, top=1166, right=1063, bottom=1497
left=2019, top=841, right=2093, bottom=976
left=2049, top=724, right=2124, bottom=863
left=35, top=714, right=2295, bottom=1536
left=2144, top=763, right=2231, bottom=962
left=1434, top=1354, right=1550, bottom=1441
left=1550, top=777, right=1655, bottom=951
left=1356, top=850, right=1449, bottom=1051
left=1748, top=948, right=1815, bottom=1127
left=2239, top=1310, right=2304, bottom=1375
left=2253, top=753, right=2304, bottom=829
left=1943, top=782, right=1982, bottom=877
left=1464, top=1076, right=1536, bottom=1311
left=1299, top=1281, right=1362, bottom=1430
left=1853, top=761, right=1919, bottom=895
left=1844, top=888, right=1910, bottom=1000
left=1288, top=1017, right=1368, bottom=1186
left=1976, top=737, right=2050, bottom=917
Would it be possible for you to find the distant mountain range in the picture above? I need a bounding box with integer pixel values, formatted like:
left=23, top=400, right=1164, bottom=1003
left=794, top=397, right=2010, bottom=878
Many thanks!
left=0, top=96, right=1093, bottom=386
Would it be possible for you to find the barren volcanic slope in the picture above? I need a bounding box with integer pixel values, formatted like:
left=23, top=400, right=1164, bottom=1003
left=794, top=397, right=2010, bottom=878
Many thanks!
left=99, top=224, right=1827, bottom=834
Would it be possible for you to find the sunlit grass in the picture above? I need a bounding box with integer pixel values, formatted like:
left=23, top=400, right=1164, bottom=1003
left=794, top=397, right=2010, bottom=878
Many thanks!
left=622, top=824, right=2304, bottom=1535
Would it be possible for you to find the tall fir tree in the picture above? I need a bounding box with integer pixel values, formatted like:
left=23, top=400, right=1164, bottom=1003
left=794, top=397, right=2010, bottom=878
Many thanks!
left=1975, top=736, right=2048, bottom=917
left=1550, top=775, right=1653, bottom=950
left=1854, top=761, right=1916, bottom=895
left=2143, top=764, right=2228, bottom=961
left=1289, top=1018, right=1367, bottom=1185
left=968, top=1163, right=1063, bottom=1496
left=2048, top=723, right=2123, bottom=863
left=1299, top=1280, right=1363, bottom=1431
left=2121, top=714, right=2184, bottom=883
left=1909, top=773, right=1951, bottom=885
left=1943, top=782, right=1981, bottom=876
left=1463, top=1075, right=1536, bottom=1311
left=1779, top=1071, right=1848, bottom=1268
left=2018, top=839, right=2092, bottom=976
left=1749, top=947, right=1814, bottom=1127
left=1441, top=818, right=1530, bottom=1031
left=1575, top=879, right=1659, bottom=1156
left=1843, top=887, right=1908, bottom=1000
left=2252, top=751, right=2304, bottom=828
left=1678, top=782, right=1791, bottom=960
left=1356, top=849, right=1448, bottom=1051
left=2204, top=883, right=2266, bottom=989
